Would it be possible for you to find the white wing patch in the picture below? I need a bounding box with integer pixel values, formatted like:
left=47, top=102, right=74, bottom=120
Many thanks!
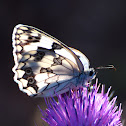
left=69, top=47, right=90, bottom=71
left=12, top=24, right=88, bottom=97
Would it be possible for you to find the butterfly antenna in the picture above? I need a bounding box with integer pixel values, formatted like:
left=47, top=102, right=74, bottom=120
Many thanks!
left=96, top=65, right=116, bottom=71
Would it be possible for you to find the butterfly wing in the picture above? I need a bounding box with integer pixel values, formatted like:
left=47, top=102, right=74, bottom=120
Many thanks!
left=12, top=24, right=84, bottom=72
left=12, top=24, right=84, bottom=97
left=69, top=47, right=90, bottom=71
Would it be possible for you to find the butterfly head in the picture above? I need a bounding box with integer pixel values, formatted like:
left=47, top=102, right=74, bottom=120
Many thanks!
left=88, top=68, right=96, bottom=80
left=83, top=68, right=96, bottom=86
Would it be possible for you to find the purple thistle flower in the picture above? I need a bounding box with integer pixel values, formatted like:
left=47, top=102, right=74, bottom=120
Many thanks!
left=39, top=80, right=123, bottom=126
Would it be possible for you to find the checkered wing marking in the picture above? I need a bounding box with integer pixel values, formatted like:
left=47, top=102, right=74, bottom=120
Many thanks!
left=12, top=24, right=82, bottom=97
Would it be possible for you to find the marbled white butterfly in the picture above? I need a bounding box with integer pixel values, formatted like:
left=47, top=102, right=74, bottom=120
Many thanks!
left=12, top=24, right=96, bottom=97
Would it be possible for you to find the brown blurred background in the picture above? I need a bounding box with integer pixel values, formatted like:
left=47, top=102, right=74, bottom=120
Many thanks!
left=1, top=0, right=126, bottom=125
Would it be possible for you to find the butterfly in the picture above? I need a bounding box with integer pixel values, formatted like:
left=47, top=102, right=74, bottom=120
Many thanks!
left=12, top=24, right=96, bottom=97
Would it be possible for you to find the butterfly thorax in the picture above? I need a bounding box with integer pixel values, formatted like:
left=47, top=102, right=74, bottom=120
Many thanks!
left=77, top=68, right=96, bottom=88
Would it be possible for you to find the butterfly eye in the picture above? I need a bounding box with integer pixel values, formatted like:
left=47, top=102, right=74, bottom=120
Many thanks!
left=25, top=68, right=32, bottom=75
left=27, top=77, right=35, bottom=84
left=89, top=70, right=94, bottom=76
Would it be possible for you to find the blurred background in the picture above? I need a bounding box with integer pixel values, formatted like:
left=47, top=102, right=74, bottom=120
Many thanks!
left=1, top=0, right=126, bottom=125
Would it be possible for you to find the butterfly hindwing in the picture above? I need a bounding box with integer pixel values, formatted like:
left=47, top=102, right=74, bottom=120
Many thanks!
left=16, top=49, right=79, bottom=97
left=69, top=47, right=90, bottom=71
left=12, top=24, right=84, bottom=97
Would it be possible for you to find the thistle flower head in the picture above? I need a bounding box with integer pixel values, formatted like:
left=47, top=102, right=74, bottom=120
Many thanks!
left=39, top=81, right=123, bottom=126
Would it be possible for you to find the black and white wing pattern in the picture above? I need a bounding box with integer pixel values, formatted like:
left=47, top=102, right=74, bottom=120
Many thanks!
left=12, top=24, right=94, bottom=97
left=69, top=47, right=90, bottom=71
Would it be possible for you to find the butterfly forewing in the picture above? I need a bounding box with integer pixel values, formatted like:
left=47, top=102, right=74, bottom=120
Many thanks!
left=12, top=24, right=85, bottom=97
left=13, top=24, right=84, bottom=71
